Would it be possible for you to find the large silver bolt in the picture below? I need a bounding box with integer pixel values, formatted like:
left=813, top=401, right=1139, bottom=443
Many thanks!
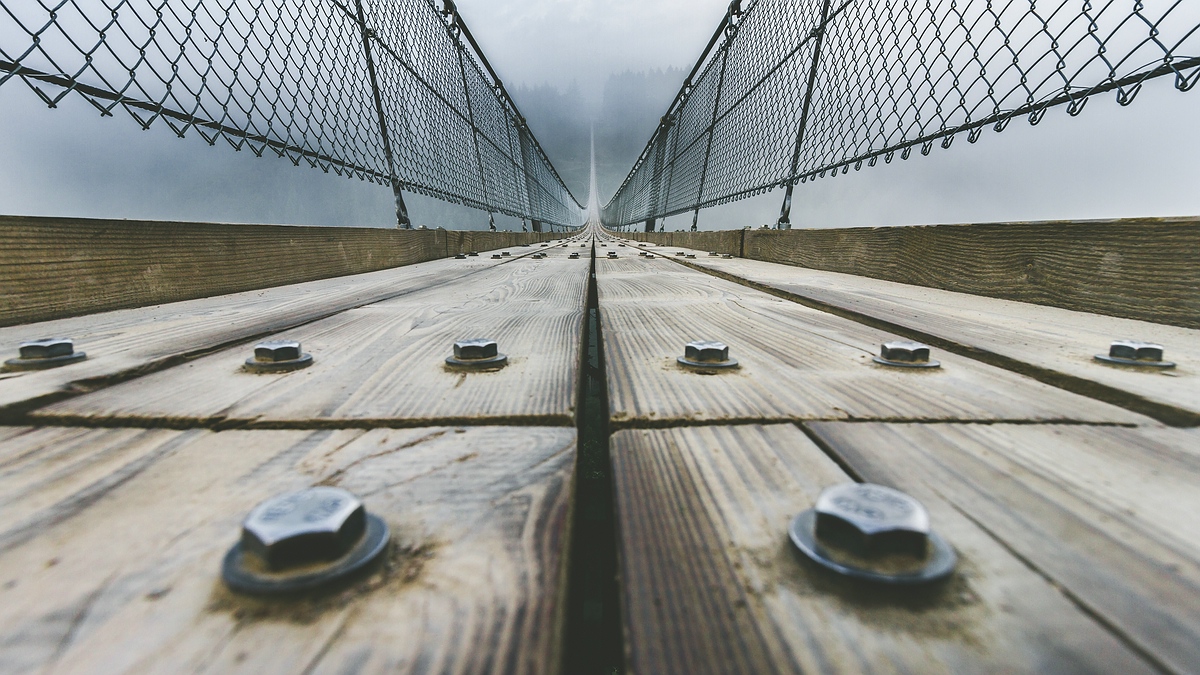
left=814, top=483, right=929, bottom=558
left=222, top=486, right=391, bottom=594
left=447, top=338, right=508, bottom=368
left=1095, top=340, right=1175, bottom=368
left=4, top=337, right=87, bottom=371
left=678, top=340, right=739, bottom=369
left=245, top=340, right=313, bottom=373
left=874, top=340, right=940, bottom=368
left=242, top=486, right=367, bottom=569
left=789, top=483, right=957, bottom=584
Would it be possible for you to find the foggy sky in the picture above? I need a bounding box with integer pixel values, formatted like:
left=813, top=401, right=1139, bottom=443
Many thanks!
left=0, top=0, right=1196, bottom=231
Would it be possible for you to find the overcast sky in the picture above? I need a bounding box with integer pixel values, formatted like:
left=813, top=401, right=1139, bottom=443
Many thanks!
left=0, top=0, right=1196, bottom=230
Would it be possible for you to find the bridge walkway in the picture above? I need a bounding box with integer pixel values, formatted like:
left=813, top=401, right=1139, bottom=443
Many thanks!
left=0, top=228, right=1196, bottom=673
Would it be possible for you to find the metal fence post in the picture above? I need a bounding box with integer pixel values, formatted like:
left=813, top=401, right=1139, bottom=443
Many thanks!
left=693, top=3, right=738, bottom=232
left=353, top=0, right=410, bottom=229
left=646, top=114, right=672, bottom=232
left=777, top=0, right=833, bottom=230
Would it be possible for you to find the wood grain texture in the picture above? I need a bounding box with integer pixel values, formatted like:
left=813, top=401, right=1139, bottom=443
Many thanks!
left=0, top=248, right=545, bottom=416
left=610, top=424, right=1155, bottom=674
left=0, top=214, right=563, bottom=326
left=737, top=217, right=1200, bottom=328
left=594, top=256, right=1148, bottom=425
left=645, top=251, right=1200, bottom=426
left=806, top=422, right=1200, bottom=675
left=0, top=425, right=575, bottom=674
left=36, top=252, right=590, bottom=427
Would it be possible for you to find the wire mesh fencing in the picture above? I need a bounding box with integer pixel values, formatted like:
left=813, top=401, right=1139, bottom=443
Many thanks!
left=602, top=0, right=1200, bottom=231
left=0, top=0, right=584, bottom=229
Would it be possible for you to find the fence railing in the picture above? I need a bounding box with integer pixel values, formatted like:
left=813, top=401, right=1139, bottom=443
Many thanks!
left=0, top=0, right=585, bottom=230
left=601, top=0, right=1200, bottom=231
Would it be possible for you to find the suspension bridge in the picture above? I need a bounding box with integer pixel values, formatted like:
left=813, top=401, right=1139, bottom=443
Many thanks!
left=0, top=1, right=1199, bottom=673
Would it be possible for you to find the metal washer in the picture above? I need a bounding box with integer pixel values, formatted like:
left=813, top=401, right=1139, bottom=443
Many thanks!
left=1093, top=354, right=1175, bottom=369
left=446, top=353, right=508, bottom=369
left=788, top=509, right=956, bottom=585
left=244, top=353, right=314, bottom=373
left=677, top=356, right=739, bottom=370
left=3, top=351, right=87, bottom=371
left=222, top=514, right=390, bottom=595
left=872, top=356, right=941, bottom=369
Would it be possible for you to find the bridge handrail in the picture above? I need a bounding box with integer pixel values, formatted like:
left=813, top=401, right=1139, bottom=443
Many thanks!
left=0, top=0, right=585, bottom=229
left=601, top=0, right=1200, bottom=230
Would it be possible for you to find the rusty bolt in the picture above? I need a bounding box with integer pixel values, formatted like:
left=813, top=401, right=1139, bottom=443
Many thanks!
left=874, top=341, right=940, bottom=368
left=223, top=486, right=390, bottom=594
left=789, top=482, right=957, bottom=584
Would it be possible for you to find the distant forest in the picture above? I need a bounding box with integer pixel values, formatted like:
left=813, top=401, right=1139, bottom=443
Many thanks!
left=512, top=68, right=684, bottom=207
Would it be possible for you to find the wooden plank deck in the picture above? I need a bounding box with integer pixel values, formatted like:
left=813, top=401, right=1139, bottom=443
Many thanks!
left=806, top=422, right=1200, bottom=675
left=30, top=251, right=590, bottom=428
left=622, top=241, right=1199, bottom=426
left=594, top=254, right=1149, bottom=426
left=609, top=424, right=1157, bottom=674
left=0, top=244, right=557, bottom=417
left=0, top=425, right=575, bottom=674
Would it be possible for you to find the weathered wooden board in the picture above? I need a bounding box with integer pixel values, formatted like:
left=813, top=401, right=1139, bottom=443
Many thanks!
left=594, top=256, right=1148, bottom=426
left=0, top=214, right=565, bottom=327
left=36, top=253, right=590, bottom=427
left=654, top=251, right=1200, bottom=426
left=0, top=248, right=545, bottom=417
left=610, top=424, right=1155, bottom=674
left=750, top=218, right=1199, bottom=327
left=806, top=422, right=1200, bottom=675
left=0, top=425, right=575, bottom=674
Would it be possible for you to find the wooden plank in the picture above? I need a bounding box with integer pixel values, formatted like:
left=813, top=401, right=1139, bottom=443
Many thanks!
left=805, top=422, right=1200, bottom=675
left=610, top=424, right=1155, bottom=674
left=635, top=249, right=1200, bottom=426
left=740, top=217, right=1200, bottom=327
left=594, top=256, right=1149, bottom=426
left=0, top=425, right=575, bottom=674
left=0, top=214, right=566, bottom=327
left=0, top=248, right=546, bottom=417
left=35, top=252, right=590, bottom=427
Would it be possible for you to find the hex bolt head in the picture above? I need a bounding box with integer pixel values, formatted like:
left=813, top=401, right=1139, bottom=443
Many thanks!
left=501, top=252, right=511, bottom=257
left=789, top=483, right=957, bottom=584
left=679, top=340, right=739, bottom=369
left=709, top=251, right=719, bottom=256
left=468, top=251, right=479, bottom=256
left=492, top=254, right=502, bottom=259
left=722, top=254, right=733, bottom=259
left=455, top=338, right=499, bottom=360
left=874, top=340, right=940, bottom=369
left=245, top=340, right=313, bottom=373
left=675, top=251, right=686, bottom=256
left=242, top=487, right=367, bottom=570
left=686, top=341, right=729, bottom=363
left=814, top=483, right=930, bottom=558
left=19, top=338, right=75, bottom=360
left=255, top=340, right=303, bottom=363
left=5, top=337, right=87, bottom=371
left=447, top=338, right=508, bottom=369
left=223, top=486, right=391, bottom=595
left=455, top=253, right=467, bottom=260
left=1096, top=340, right=1175, bottom=368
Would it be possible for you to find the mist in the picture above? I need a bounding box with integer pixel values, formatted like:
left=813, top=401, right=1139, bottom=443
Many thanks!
left=0, top=0, right=1197, bottom=231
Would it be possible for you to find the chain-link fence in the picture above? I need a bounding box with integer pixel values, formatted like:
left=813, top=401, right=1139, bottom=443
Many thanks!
left=0, top=0, right=584, bottom=229
left=602, top=0, right=1200, bottom=231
